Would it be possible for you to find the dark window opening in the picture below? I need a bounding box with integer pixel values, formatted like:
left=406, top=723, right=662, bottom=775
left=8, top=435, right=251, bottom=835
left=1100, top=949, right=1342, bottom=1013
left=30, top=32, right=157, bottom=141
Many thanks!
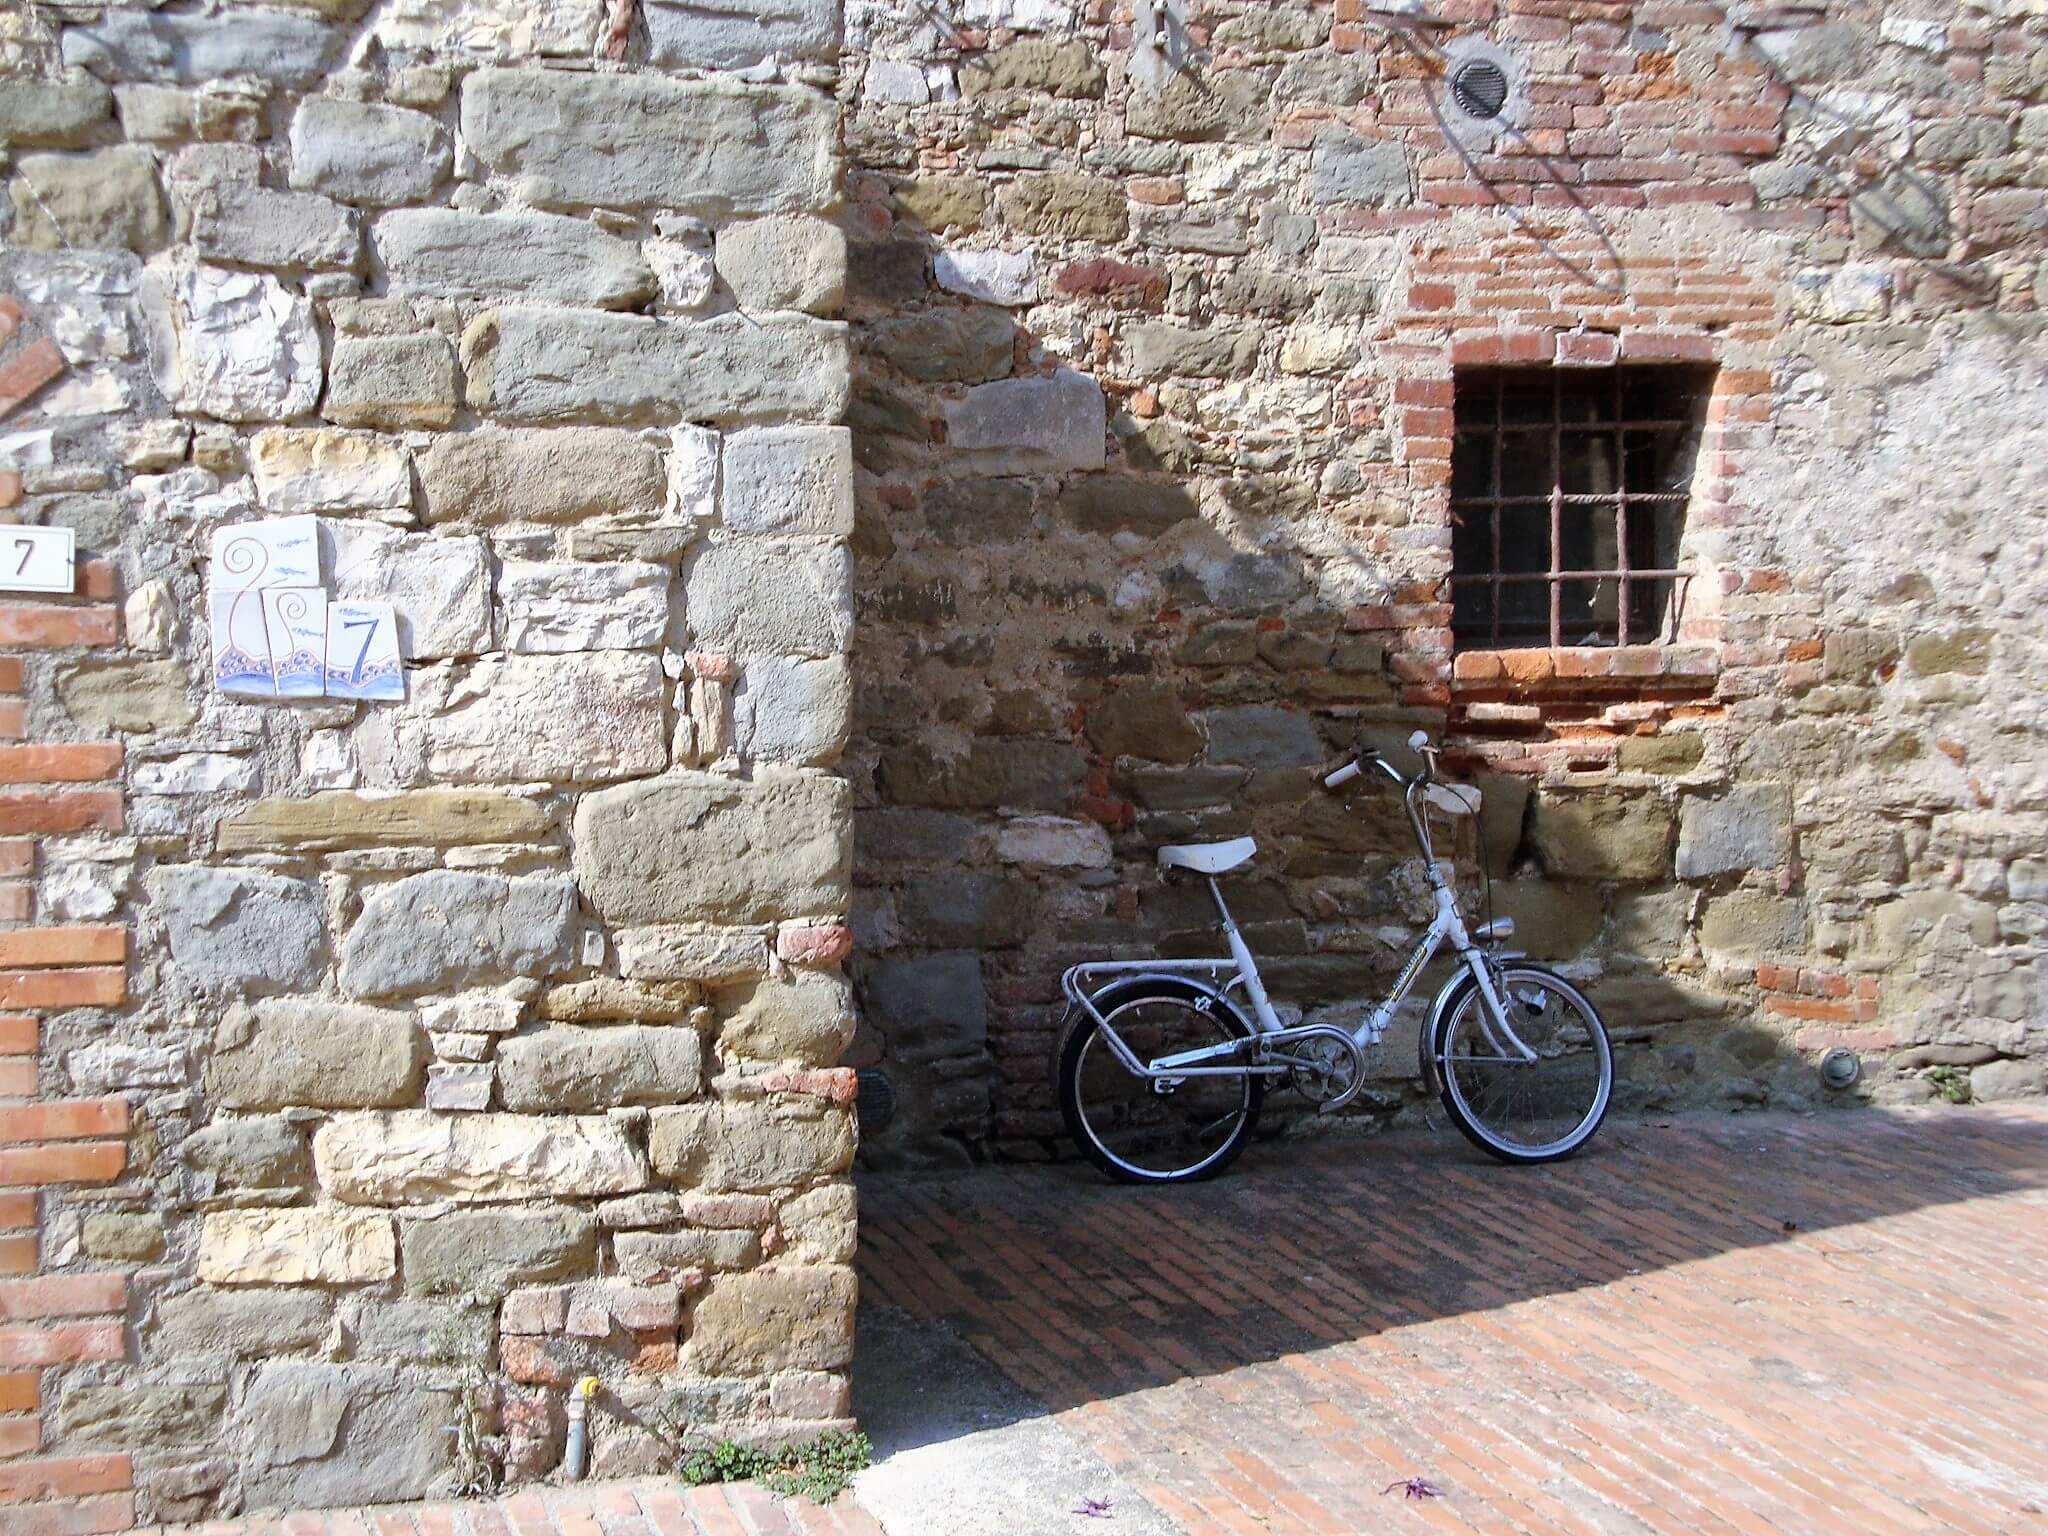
left=1449, top=363, right=1712, bottom=650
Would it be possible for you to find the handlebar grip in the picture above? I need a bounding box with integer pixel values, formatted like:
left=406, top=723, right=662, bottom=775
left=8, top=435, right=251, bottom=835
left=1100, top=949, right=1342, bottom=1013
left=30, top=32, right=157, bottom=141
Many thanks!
left=1323, top=760, right=1363, bottom=790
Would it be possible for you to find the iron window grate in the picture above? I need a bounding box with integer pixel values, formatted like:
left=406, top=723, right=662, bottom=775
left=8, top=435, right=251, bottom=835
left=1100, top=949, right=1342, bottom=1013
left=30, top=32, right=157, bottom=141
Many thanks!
left=1448, top=363, right=1714, bottom=651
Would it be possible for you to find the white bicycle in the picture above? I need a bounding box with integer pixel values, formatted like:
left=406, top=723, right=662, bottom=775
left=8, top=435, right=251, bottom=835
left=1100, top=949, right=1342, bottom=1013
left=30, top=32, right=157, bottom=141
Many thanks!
left=1056, top=732, right=1613, bottom=1184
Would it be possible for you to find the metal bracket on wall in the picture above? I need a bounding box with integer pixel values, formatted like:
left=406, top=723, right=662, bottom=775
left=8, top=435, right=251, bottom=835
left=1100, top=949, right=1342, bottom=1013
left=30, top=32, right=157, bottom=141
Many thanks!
left=1131, top=0, right=1189, bottom=90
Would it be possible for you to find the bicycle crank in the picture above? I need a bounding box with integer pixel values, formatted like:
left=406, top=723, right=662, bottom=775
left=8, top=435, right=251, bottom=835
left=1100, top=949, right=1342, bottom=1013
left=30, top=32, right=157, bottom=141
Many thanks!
left=1274, top=1025, right=1370, bottom=1115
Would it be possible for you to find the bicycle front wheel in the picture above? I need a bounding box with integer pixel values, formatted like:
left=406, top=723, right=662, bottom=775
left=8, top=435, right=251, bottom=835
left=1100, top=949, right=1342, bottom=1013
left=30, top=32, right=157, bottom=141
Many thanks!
left=1058, top=984, right=1262, bottom=1184
left=1431, top=965, right=1612, bottom=1164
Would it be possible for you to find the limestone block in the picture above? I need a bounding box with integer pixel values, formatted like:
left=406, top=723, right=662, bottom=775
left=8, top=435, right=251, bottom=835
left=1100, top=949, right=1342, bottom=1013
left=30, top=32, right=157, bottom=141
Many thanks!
left=328, top=524, right=493, bottom=659
left=369, top=0, right=605, bottom=57
left=1086, top=682, right=1201, bottom=764
left=149, top=866, right=325, bottom=991
left=572, top=770, right=852, bottom=925
left=426, top=1062, right=492, bottom=1110
left=190, top=184, right=360, bottom=270
left=1128, top=322, right=1259, bottom=379
left=896, top=870, right=1025, bottom=949
left=9, top=147, right=166, bottom=252
left=962, top=39, right=1104, bottom=97
left=58, top=1384, right=225, bottom=1451
left=537, top=977, right=702, bottom=1023
left=1198, top=704, right=1323, bottom=767
left=613, top=1229, right=760, bottom=1279
left=732, top=655, right=852, bottom=765
left=418, top=426, right=667, bottom=527
left=464, top=307, right=849, bottom=426
left=237, top=1364, right=456, bottom=1509
left=325, top=333, right=459, bottom=430
left=63, top=10, right=342, bottom=86
left=875, top=739, right=1087, bottom=810
left=339, top=870, right=577, bottom=997
left=421, top=994, right=528, bottom=1035
left=1530, top=793, right=1674, bottom=882
left=460, top=69, right=838, bottom=215
left=497, top=1026, right=704, bottom=1112
left=498, top=560, right=671, bottom=653
left=359, top=651, right=669, bottom=786
left=895, top=177, right=986, bottom=231
left=152, top=1288, right=330, bottom=1359
left=346, top=1297, right=493, bottom=1363
left=942, top=368, right=1106, bottom=473
left=1971, top=1058, right=2048, bottom=1102
left=689, top=1266, right=856, bottom=1373
left=315, top=1111, right=649, bottom=1203
left=714, top=216, right=847, bottom=314
left=401, top=1207, right=599, bottom=1297
left=1125, top=71, right=1265, bottom=140
left=0, top=79, right=114, bottom=148
left=995, top=815, right=1113, bottom=869
left=870, top=306, right=1015, bottom=383
left=1676, top=787, right=1793, bottom=881
left=864, top=61, right=932, bottom=105
left=723, top=427, right=853, bottom=537
left=113, top=82, right=265, bottom=144
left=374, top=209, right=656, bottom=309
left=615, top=925, right=773, bottom=982
left=999, top=174, right=1128, bottom=240
left=199, top=1207, right=397, bottom=1283
left=649, top=234, right=717, bottom=309
left=289, top=98, right=451, bottom=204
left=863, top=953, right=987, bottom=1064
left=58, top=657, right=197, bottom=733
left=778, top=1181, right=856, bottom=1264
left=207, top=1000, right=425, bottom=1110
left=1699, top=890, right=1807, bottom=958
left=934, top=248, right=1037, bottom=307
left=647, top=1100, right=855, bottom=1191
left=218, top=790, right=549, bottom=853
left=250, top=429, right=409, bottom=514
left=82, top=1213, right=165, bottom=1262
left=140, top=261, right=322, bottom=421
left=718, top=972, right=856, bottom=1066
left=1309, top=127, right=1412, bottom=205
left=180, top=1117, right=308, bottom=1193
left=684, top=538, right=853, bottom=657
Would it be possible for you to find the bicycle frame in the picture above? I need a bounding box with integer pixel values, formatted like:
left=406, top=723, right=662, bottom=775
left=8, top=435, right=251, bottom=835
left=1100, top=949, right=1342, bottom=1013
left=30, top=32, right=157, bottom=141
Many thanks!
left=1060, top=758, right=1541, bottom=1088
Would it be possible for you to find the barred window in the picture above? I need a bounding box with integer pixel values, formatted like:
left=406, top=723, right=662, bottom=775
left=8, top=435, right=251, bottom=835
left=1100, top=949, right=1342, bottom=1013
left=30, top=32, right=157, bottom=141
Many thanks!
left=1449, top=364, right=1712, bottom=650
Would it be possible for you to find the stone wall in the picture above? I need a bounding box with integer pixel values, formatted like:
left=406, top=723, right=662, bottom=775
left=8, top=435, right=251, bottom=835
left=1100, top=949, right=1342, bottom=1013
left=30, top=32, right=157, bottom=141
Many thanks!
left=2, top=0, right=859, bottom=1523
left=834, top=0, right=2048, bottom=1161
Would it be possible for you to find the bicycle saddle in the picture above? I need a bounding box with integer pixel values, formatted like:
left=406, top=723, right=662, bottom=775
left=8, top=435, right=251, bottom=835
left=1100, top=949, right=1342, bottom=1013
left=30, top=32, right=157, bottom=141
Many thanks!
left=1157, top=837, right=1257, bottom=875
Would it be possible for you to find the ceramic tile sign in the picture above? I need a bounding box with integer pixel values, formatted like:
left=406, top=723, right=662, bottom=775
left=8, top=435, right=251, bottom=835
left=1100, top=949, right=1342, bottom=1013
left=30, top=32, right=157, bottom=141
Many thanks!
left=209, top=585, right=276, bottom=697
left=262, top=588, right=327, bottom=698
left=324, top=600, right=403, bottom=702
left=0, top=525, right=76, bottom=594
left=209, top=516, right=323, bottom=698
left=210, top=515, right=318, bottom=591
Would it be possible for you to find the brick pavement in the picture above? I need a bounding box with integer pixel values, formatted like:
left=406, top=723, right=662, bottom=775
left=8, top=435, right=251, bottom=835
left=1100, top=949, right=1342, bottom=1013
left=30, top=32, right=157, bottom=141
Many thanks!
left=860, top=1106, right=2048, bottom=1535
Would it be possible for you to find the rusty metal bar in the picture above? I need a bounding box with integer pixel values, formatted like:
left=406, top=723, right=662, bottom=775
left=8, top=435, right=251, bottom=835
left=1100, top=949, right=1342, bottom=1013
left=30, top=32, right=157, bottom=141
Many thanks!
left=1548, top=369, right=1562, bottom=650
left=1448, top=568, right=1692, bottom=583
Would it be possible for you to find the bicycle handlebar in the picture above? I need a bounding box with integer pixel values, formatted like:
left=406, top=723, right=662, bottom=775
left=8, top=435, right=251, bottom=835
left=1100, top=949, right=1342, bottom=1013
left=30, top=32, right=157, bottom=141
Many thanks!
left=1321, top=737, right=1433, bottom=794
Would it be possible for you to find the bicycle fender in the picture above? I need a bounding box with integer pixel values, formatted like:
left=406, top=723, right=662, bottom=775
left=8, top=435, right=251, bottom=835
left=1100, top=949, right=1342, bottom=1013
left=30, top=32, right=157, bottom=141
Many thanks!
left=1420, top=968, right=1478, bottom=1094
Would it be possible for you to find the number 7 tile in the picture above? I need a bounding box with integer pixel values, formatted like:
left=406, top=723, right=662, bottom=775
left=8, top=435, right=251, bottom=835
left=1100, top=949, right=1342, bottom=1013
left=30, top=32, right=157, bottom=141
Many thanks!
left=323, top=600, right=404, bottom=701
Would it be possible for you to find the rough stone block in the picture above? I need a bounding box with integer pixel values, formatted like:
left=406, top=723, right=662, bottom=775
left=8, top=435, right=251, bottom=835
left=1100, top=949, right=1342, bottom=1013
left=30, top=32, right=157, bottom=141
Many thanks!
left=643, top=0, right=838, bottom=68
left=962, top=38, right=1104, bottom=96
left=289, top=98, right=451, bottom=204
left=1197, top=705, right=1324, bottom=767
left=238, top=1364, right=455, bottom=1509
left=59, top=657, right=197, bottom=734
left=374, top=209, right=656, bottom=309
left=777, top=1182, right=856, bottom=1265
left=863, top=953, right=988, bottom=1065
left=0, top=78, right=114, bottom=148
left=614, top=925, right=773, bottom=982
left=714, top=216, right=847, bottom=314
left=934, top=248, right=1037, bottom=307
left=647, top=1100, right=855, bottom=1191
left=359, top=651, right=669, bottom=786
left=190, top=184, right=359, bottom=270
left=218, top=790, right=548, bottom=853
left=870, top=306, right=1015, bottom=383
left=942, top=368, right=1106, bottom=473
left=722, top=427, right=854, bottom=538
left=82, top=1212, right=166, bottom=1262
left=573, top=770, right=852, bottom=925
left=416, top=426, right=665, bottom=527
left=1310, top=127, right=1412, bottom=205
left=614, top=1229, right=759, bottom=1279
left=1000, top=174, right=1127, bottom=240
left=199, top=1207, right=397, bottom=1284
left=152, top=1287, right=330, bottom=1359
left=1676, top=787, right=1793, bottom=880
left=498, top=560, right=671, bottom=653
left=718, top=972, right=856, bottom=1066
left=339, top=870, right=577, bottom=997
left=684, top=538, right=853, bottom=657
left=400, top=1207, right=599, bottom=1298
left=995, top=815, right=1113, bottom=868
left=537, top=977, right=703, bottom=1023
left=148, top=866, right=325, bottom=991
left=732, top=655, right=852, bottom=765
left=465, top=307, right=849, bottom=426
left=324, top=333, right=459, bottom=430
left=689, top=1266, right=856, bottom=1373
left=497, top=1026, right=704, bottom=1112
left=1699, top=890, right=1806, bottom=958
left=140, top=261, right=323, bottom=421
left=63, top=9, right=341, bottom=86
left=1530, top=793, right=1674, bottom=882
left=250, top=429, right=409, bottom=514
left=460, top=69, right=837, bottom=215
left=314, top=1111, right=650, bottom=1203
left=207, top=999, right=424, bottom=1110
left=876, top=738, right=1086, bottom=811
left=58, top=1383, right=225, bottom=1451
left=328, top=524, right=494, bottom=659
left=179, top=1117, right=308, bottom=1193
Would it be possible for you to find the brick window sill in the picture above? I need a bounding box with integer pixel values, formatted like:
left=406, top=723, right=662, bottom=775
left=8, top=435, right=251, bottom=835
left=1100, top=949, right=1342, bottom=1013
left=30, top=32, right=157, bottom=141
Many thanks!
left=1451, top=645, right=1720, bottom=694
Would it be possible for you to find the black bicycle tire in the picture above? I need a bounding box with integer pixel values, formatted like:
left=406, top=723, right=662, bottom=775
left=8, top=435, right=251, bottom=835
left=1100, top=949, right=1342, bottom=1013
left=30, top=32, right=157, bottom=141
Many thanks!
left=1427, top=964, right=1612, bottom=1165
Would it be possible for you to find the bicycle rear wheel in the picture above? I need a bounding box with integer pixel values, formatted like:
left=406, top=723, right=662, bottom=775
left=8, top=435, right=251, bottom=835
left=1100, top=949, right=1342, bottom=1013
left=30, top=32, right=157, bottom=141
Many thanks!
left=1058, top=982, right=1262, bottom=1184
left=1430, top=964, right=1611, bottom=1164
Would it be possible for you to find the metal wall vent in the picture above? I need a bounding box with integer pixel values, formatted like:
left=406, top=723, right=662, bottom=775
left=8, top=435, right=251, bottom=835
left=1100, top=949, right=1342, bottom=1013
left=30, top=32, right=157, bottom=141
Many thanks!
left=1451, top=58, right=1511, bottom=121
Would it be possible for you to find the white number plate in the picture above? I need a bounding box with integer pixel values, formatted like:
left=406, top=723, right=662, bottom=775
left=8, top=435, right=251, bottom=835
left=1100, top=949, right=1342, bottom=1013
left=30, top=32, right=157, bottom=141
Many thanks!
left=0, top=527, right=75, bottom=595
